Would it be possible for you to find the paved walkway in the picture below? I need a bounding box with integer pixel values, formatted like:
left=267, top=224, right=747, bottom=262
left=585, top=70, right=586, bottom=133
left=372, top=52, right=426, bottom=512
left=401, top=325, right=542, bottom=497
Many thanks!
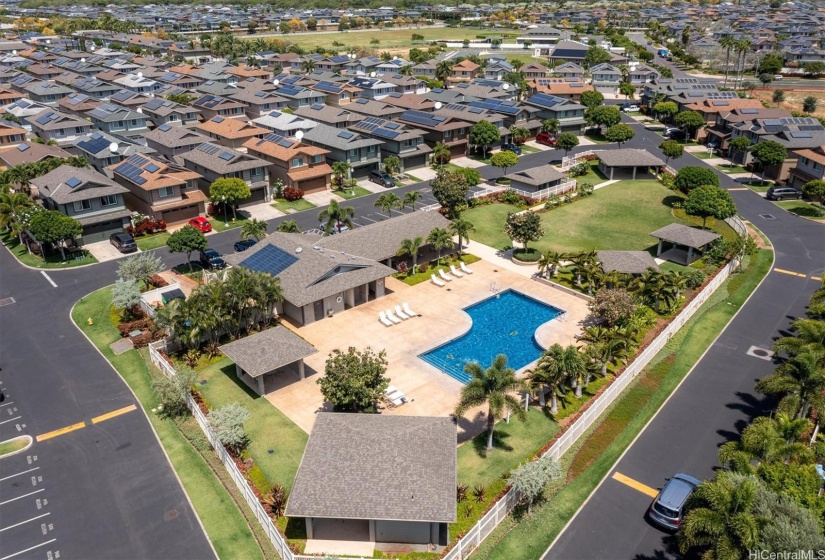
left=244, top=200, right=286, bottom=221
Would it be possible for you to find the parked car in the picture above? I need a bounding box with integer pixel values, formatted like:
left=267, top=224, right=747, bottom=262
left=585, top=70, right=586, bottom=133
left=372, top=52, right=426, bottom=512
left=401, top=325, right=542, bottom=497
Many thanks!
left=369, top=170, right=396, bottom=188
left=501, top=143, right=522, bottom=155
left=199, top=248, right=226, bottom=270
left=766, top=186, right=802, bottom=201
left=648, top=473, right=701, bottom=531
left=233, top=239, right=257, bottom=252
left=109, top=232, right=137, bottom=253
left=664, top=128, right=687, bottom=140
left=536, top=133, right=556, bottom=146
left=773, top=75, right=783, bottom=81
left=320, top=221, right=350, bottom=235
left=548, top=158, right=563, bottom=166
left=188, top=216, right=212, bottom=233
left=621, top=104, right=640, bottom=113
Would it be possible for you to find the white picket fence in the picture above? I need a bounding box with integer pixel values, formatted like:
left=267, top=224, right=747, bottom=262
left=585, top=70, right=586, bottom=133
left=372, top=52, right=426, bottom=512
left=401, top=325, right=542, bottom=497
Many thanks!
left=509, top=178, right=577, bottom=202
left=560, top=150, right=595, bottom=171
left=421, top=185, right=507, bottom=212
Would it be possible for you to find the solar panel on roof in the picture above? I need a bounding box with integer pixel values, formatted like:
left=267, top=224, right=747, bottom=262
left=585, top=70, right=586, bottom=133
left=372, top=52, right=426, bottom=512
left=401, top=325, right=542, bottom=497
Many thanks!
left=162, top=100, right=173, bottom=107
left=356, top=99, right=368, bottom=105
left=66, top=177, right=81, bottom=188
left=198, top=143, right=221, bottom=155
left=219, top=151, right=234, bottom=161
left=145, top=163, right=160, bottom=173
left=337, top=131, right=354, bottom=139
left=432, top=115, right=446, bottom=122
left=790, top=131, right=812, bottom=138
left=240, top=244, right=298, bottom=277
left=134, top=175, right=146, bottom=185
left=255, top=91, right=267, bottom=98
left=310, top=103, right=324, bottom=110
left=158, top=123, right=171, bottom=132
left=740, top=108, right=759, bottom=114
left=17, top=143, right=28, bottom=152
left=212, top=116, right=224, bottom=123
left=277, top=139, right=293, bottom=148
left=78, top=135, right=111, bottom=155
left=373, top=128, right=399, bottom=140
left=385, top=122, right=399, bottom=130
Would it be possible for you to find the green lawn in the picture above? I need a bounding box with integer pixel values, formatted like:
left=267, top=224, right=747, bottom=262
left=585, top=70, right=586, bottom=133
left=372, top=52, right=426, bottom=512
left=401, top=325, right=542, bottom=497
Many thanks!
left=196, top=358, right=308, bottom=492
left=718, top=163, right=748, bottom=174
left=583, top=132, right=611, bottom=144
left=208, top=214, right=250, bottom=232
left=394, top=254, right=480, bottom=286
left=573, top=161, right=608, bottom=187
left=72, top=288, right=265, bottom=560
left=402, top=172, right=423, bottom=183
left=689, top=150, right=716, bottom=160
left=775, top=200, right=825, bottom=221
left=520, top=145, right=540, bottom=154
left=475, top=248, right=774, bottom=560
left=1, top=230, right=98, bottom=269
left=464, top=203, right=522, bottom=250
left=272, top=198, right=316, bottom=213
left=0, top=436, right=29, bottom=457
left=457, top=409, right=559, bottom=489
left=335, top=186, right=371, bottom=200
left=135, top=232, right=171, bottom=251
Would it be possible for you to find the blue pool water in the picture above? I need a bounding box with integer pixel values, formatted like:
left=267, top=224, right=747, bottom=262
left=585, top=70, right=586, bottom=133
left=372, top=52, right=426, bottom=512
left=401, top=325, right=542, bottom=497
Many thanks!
left=419, top=290, right=563, bottom=384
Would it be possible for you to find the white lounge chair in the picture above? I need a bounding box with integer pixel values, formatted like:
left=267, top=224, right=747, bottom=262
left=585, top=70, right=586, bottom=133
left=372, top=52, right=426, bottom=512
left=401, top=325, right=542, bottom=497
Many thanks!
left=378, top=311, right=393, bottom=327
left=438, top=268, right=452, bottom=282
left=449, top=264, right=464, bottom=278
left=431, top=274, right=446, bottom=287
left=386, top=309, right=402, bottom=324
left=394, top=305, right=410, bottom=320
left=385, top=386, right=407, bottom=406
left=460, top=261, right=474, bottom=274
left=402, top=302, right=419, bottom=317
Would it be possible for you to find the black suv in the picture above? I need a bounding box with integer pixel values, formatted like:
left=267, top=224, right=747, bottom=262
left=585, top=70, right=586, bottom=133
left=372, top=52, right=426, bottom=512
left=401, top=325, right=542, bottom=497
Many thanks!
left=109, top=232, right=137, bottom=253
left=369, top=170, right=396, bottom=188
left=766, top=186, right=802, bottom=201
left=233, top=239, right=257, bottom=252
left=199, top=249, right=226, bottom=270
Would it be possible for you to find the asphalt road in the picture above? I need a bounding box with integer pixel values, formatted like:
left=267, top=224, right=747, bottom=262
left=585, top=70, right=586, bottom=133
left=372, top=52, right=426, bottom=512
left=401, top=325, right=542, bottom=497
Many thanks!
left=543, top=123, right=825, bottom=560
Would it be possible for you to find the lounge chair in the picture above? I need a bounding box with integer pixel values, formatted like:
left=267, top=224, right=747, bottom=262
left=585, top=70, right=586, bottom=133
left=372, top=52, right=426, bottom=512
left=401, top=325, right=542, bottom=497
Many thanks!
left=386, top=309, right=402, bottom=324
left=438, top=268, right=453, bottom=282
left=402, top=302, right=419, bottom=317
left=431, top=274, right=446, bottom=287
left=385, top=386, right=407, bottom=406
left=394, top=305, right=410, bottom=320
left=378, top=311, right=393, bottom=327
left=449, top=264, right=464, bottom=278
left=460, top=261, right=474, bottom=274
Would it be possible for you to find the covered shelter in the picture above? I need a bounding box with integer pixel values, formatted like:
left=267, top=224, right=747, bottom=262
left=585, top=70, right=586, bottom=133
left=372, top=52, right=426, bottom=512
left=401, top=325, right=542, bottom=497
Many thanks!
left=650, top=223, right=720, bottom=265
left=505, top=165, right=567, bottom=195
left=286, top=413, right=456, bottom=557
left=219, top=325, right=317, bottom=396
left=595, top=149, right=665, bottom=180
left=597, top=250, right=660, bottom=275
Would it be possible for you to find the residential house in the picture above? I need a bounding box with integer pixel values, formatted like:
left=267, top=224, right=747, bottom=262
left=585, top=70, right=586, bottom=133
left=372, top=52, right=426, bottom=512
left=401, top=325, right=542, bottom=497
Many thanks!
left=449, top=60, right=479, bottom=86
left=0, top=141, right=71, bottom=169
left=729, top=117, right=825, bottom=182
left=108, top=88, right=153, bottom=110
left=25, top=109, right=93, bottom=148
left=517, top=26, right=563, bottom=55
left=627, top=64, right=660, bottom=86
left=30, top=165, right=131, bottom=244
left=549, top=40, right=590, bottom=64
left=293, top=104, right=359, bottom=129
left=112, top=73, right=162, bottom=94
left=70, top=77, right=122, bottom=100
left=192, top=94, right=248, bottom=120
left=228, top=88, right=289, bottom=119
left=376, top=74, right=427, bottom=96
left=589, top=63, right=621, bottom=94
left=305, top=81, right=358, bottom=107
left=529, top=78, right=593, bottom=101
left=0, top=87, right=25, bottom=105
left=396, top=110, right=472, bottom=158
left=225, top=65, right=270, bottom=81
left=346, top=77, right=398, bottom=101
left=346, top=56, right=383, bottom=77
left=410, top=60, right=437, bottom=80
left=788, top=145, right=825, bottom=189
left=349, top=116, right=431, bottom=172
left=272, top=84, right=327, bottom=109
left=155, top=70, right=203, bottom=90
left=483, top=60, right=514, bottom=81
left=467, top=99, right=542, bottom=138
left=139, top=97, right=202, bottom=127
left=87, top=103, right=149, bottom=138
left=0, top=121, right=27, bottom=148
left=523, top=93, right=586, bottom=132
left=522, top=62, right=550, bottom=80
left=109, top=153, right=206, bottom=224
left=144, top=124, right=211, bottom=160
left=505, top=165, right=568, bottom=195
left=22, top=82, right=74, bottom=106
left=196, top=116, right=268, bottom=150
left=301, top=123, right=383, bottom=178
left=243, top=133, right=332, bottom=193
left=75, top=131, right=155, bottom=173
left=380, top=92, right=436, bottom=112
left=316, top=55, right=351, bottom=74
left=345, top=98, right=405, bottom=121
left=688, top=99, right=778, bottom=144
left=181, top=143, right=271, bottom=205
left=253, top=111, right=319, bottom=137
left=552, top=62, right=586, bottom=81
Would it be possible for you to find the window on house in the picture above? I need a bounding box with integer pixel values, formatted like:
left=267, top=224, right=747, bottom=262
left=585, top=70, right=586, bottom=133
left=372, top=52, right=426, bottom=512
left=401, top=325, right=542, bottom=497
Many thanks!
left=158, top=186, right=174, bottom=198
left=251, top=167, right=262, bottom=176
left=292, top=157, right=305, bottom=168
left=73, top=199, right=91, bottom=212
left=814, top=162, right=821, bottom=171
left=801, top=157, right=810, bottom=166
left=312, top=155, right=323, bottom=164
left=445, top=130, right=452, bottom=139
left=100, top=194, right=118, bottom=206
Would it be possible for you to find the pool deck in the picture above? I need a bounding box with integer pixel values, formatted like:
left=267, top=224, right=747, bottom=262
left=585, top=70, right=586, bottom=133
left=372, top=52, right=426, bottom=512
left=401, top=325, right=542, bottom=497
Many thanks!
left=266, top=257, right=591, bottom=438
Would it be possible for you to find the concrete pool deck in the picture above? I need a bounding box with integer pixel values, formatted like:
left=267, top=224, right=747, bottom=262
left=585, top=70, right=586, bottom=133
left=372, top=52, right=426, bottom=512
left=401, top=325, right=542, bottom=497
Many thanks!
left=266, top=257, right=592, bottom=438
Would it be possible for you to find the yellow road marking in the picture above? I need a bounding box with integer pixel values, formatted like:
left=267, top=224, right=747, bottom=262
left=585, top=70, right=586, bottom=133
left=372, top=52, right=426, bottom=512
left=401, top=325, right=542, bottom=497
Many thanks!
left=91, top=404, right=137, bottom=424
left=773, top=268, right=808, bottom=278
left=813, top=276, right=822, bottom=282
left=611, top=472, right=659, bottom=498
left=36, top=422, right=86, bottom=442
left=727, top=187, right=750, bottom=191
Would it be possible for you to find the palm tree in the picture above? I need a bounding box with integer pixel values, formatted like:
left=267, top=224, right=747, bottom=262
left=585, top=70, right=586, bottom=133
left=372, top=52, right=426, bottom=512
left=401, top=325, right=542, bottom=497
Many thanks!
left=678, top=472, right=763, bottom=560
left=402, top=190, right=422, bottom=211
left=454, top=354, right=528, bottom=450
left=509, top=125, right=530, bottom=145
left=276, top=219, right=300, bottom=233
left=647, top=272, right=676, bottom=313
left=399, top=64, right=413, bottom=76
left=300, top=58, right=316, bottom=74
left=318, top=200, right=355, bottom=234
left=734, top=38, right=752, bottom=89
left=537, top=250, right=566, bottom=279
left=527, top=344, right=570, bottom=413
left=435, top=60, right=453, bottom=83
left=0, top=188, right=33, bottom=231
left=773, top=317, right=825, bottom=357
left=576, top=325, right=625, bottom=376
left=720, top=35, right=736, bottom=87
left=755, top=346, right=825, bottom=420
left=240, top=218, right=267, bottom=240
left=580, top=262, right=604, bottom=295
left=374, top=193, right=401, bottom=218
left=449, top=218, right=474, bottom=255
left=569, top=251, right=596, bottom=286
left=426, top=227, right=453, bottom=266
left=431, top=142, right=451, bottom=168
left=665, top=270, right=688, bottom=299
left=541, top=119, right=560, bottom=134
left=396, top=236, right=423, bottom=272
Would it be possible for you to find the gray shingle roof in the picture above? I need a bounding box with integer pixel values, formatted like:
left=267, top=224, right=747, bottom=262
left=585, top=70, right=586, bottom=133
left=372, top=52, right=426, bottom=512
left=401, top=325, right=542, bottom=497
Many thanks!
left=302, top=123, right=383, bottom=151
left=597, top=250, right=660, bottom=275
left=505, top=165, right=566, bottom=187
left=219, top=325, right=317, bottom=378
left=286, top=413, right=456, bottom=523
left=595, top=149, right=666, bottom=168
left=650, top=223, right=720, bottom=249
left=31, top=165, right=127, bottom=204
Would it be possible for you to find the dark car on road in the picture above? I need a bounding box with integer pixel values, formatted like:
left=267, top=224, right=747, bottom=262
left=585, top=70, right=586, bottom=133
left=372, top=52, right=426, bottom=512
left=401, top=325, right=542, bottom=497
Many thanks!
left=548, top=158, right=562, bottom=166
left=664, top=128, right=687, bottom=140
left=199, top=249, right=226, bottom=270
left=766, top=186, right=802, bottom=201
left=648, top=473, right=701, bottom=531
left=369, top=170, right=396, bottom=188
left=233, top=239, right=257, bottom=252
left=501, top=143, right=522, bottom=155
left=109, top=232, right=137, bottom=253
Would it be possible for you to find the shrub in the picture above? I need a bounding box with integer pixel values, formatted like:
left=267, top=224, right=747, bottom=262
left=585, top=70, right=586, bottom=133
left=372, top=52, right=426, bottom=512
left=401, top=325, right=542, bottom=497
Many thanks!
left=262, top=483, right=287, bottom=518
left=117, top=316, right=152, bottom=337
left=544, top=193, right=561, bottom=209
left=659, top=172, right=676, bottom=190
left=682, top=268, right=706, bottom=289
left=282, top=187, right=304, bottom=201
left=588, top=288, right=637, bottom=326
left=209, top=403, right=251, bottom=453
left=247, top=463, right=272, bottom=495
left=578, top=182, right=594, bottom=196
left=512, top=247, right=541, bottom=262
left=499, top=188, right=524, bottom=206
left=568, top=162, right=590, bottom=177
left=152, top=368, right=197, bottom=418
left=674, top=166, right=720, bottom=194
left=472, top=485, right=486, bottom=503
left=418, top=262, right=428, bottom=273
left=397, top=261, right=408, bottom=274
left=457, top=484, right=468, bottom=503
left=127, top=216, right=167, bottom=237
left=148, top=274, right=168, bottom=288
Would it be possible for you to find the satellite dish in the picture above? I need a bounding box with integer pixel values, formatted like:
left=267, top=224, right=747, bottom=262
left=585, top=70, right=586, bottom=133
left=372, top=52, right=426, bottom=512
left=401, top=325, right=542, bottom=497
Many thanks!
left=46, top=39, right=51, bottom=44
left=434, top=101, right=442, bottom=110
left=137, top=71, right=143, bottom=78
left=393, top=56, right=398, bottom=61
left=109, top=142, right=118, bottom=153
left=295, top=130, right=304, bottom=140
left=90, top=45, right=95, bottom=50
left=273, top=79, right=279, bottom=85
left=11, top=50, right=16, bottom=56
left=503, top=83, right=510, bottom=90
left=369, top=71, right=376, bottom=78
left=136, top=107, right=143, bottom=113
left=295, top=247, right=303, bottom=253
left=80, top=58, right=85, bottom=63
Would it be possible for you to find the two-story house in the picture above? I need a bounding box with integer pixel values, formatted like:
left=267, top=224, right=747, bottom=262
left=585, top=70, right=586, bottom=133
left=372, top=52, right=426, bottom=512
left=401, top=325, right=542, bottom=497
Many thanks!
left=589, top=63, right=622, bottom=94
left=181, top=143, right=271, bottom=205
left=293, top=104, right=359, bottom=129
left=109, top=88, right=153, bottom=110
left=196, top=116, right=268, bottom=150
left=345, top=56, right=383, bottom=76
left=411, top=60, right=437, bottom=80
left=484, top=60, right=515, bottom=81
left=305, top=81, right=359, bottom=107
left=552, top=62, right=586, bottom=81
left=523, top=93, right=586, bottom=132
left=517, top=26, right=563, bottom=55
left=87, top=103, right=149, bottom=138
left=396, top=110, right=473, bottom=158
left=75, top=131, right=155, bottom=173
left=789, top=145, right=825, bottom=189
left=523, top=62, right=550, bottom=80
left=144, top=124, right=211, bottom=160
left=628, top=64, right=660, bottom=86
left=111, top=73, right=162, bottom=94
left=139, top=97, right=201, bottom=128
left=109, top=153, right=206, bottom=224
left=345, top=77, right=397, bottom=101
left=467, top=99, right=542, bottom=138
left=691, top=100, right=781, bottom=145
left=253, top=110, right=319, bottom=137
left=272, top=84, right=327, bottom=110
left=377, top=74, right=427, bottom=96
left=529, top=78, right=593, bottom=101
left=192, top=94, right=248, bottom=120
left=0, top=141, right=71, bottom=169
left=31, top=165, right=131, bottom=244
left=345, top=97, right=405, bottom=121
left=449, top=60, right=479, bottom=86
left=228, top=88, right=289, bottom=119
left=70, top=77, right=122, bottom=100
left=349, top=116, right=431, bottom=172
left=25, top=109, right=93, bottom=148
left=22, top=82, right=74, bottom=106
left=301, top=123, right=384, bottom=178
left=729, top=117, right=825, bottom=182
left=244, top=133, right=332, bottom=194
left=0, top=121, right=27, bottom=148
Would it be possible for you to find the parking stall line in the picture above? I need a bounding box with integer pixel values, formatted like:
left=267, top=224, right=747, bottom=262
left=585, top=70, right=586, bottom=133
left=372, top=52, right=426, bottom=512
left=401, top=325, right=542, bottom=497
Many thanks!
left=0, top=467, right=39, bottom=483
left=0, top=538, right=56, bottom=560
left=0, top=401, right=14, bottom=408
left=0, top=512, right=50, bottom=532
left=0, top=416, right=21, bottom=425
left=0, top=488, right=45, bottom=507
left=39, top=272, right=57, bottom=288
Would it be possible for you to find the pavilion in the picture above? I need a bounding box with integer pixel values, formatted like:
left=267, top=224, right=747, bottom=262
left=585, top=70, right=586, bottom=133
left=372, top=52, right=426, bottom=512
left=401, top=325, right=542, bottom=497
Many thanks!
left=597, top=250, right=660, bottom=275
left=650, top=223, right=720, bottom=265
left=595, top=148, right=666, bottom=180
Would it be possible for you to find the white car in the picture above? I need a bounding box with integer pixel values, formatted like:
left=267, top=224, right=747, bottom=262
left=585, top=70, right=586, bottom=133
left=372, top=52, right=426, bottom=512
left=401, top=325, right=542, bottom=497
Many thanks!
left=622, top=104, right=640, bottom=112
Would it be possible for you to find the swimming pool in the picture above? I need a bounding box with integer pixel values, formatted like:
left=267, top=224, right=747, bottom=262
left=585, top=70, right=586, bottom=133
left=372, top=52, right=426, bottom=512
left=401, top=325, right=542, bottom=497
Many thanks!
left=419, top=289, right=564, bottom=384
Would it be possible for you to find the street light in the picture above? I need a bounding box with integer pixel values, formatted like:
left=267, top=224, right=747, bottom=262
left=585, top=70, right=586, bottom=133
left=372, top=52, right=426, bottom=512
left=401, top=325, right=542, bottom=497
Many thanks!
left=221, top=195, right=228, bottom=227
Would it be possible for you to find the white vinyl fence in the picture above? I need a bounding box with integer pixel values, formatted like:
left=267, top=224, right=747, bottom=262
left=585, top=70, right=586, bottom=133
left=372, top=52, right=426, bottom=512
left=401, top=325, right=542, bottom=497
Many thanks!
left=560, top=150, right=595, bottom=171
left=509, top=178, right=577, bottom=201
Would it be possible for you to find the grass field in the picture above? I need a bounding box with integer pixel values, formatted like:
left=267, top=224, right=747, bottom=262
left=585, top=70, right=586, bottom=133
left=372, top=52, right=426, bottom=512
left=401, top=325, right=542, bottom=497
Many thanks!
left=135, top=231, right=171, bottom=251
left=209, top=214, right=251, bottom=232
left=573, top=161, right=608, bottom=187
left=72, top=288, right=267, bottom=560
left=1, top=230, right=98, bottom=269
left=335, top=185, right=371, bottom=200
left=775, top=199, right=825, bottom=221
left=0, top=436, right=29, bottom=457
left=272, top=198, right=316, bottom=213
left=751, top=88, right=825, bottom=119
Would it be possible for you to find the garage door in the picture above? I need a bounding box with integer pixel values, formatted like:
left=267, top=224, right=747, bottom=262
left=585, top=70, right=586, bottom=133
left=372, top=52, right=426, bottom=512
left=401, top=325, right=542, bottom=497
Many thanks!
left=239, top=187, right=267, bottom=207
left=374, top=520, right=431, bottom=544
left=403, top=154, right=427, bottom=171
left=299, top=176, right=327, bottom=194
left=161, top=204, right=200, bottom=224
left=82, top=218, right=126, bottom=244
left=449, top=144, right=466, bottom=158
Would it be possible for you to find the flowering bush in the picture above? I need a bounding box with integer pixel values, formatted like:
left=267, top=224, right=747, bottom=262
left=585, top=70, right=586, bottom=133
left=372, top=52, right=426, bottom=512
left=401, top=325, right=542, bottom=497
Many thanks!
left=127, top=217, right=167, bottom=237
left=282, top=186, right=304, bottom=201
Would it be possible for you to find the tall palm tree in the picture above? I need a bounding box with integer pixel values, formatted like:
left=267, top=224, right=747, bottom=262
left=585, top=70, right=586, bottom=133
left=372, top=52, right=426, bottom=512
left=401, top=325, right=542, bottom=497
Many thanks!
left=426, top=227, right=453, bottom=266
left=455, top=354, right=527, bottom=450
left=374, top=193, right=401, bottom=218
left=449, top=218, right=474, bottom=255
left=755, top=346, right=825, bottom=420
left=399, top=64, right=413, bottom=76
left=508, top=125, right=530, bottom=145
left=396, top=236, right=423, bottom=272
left=431, top=142, right=451, bottom=167
left=331, top=161, right=351, bottom=188
left=240, top=218, right=267, bottom=240
left=402, top=190, right=422, bottom=211
left=435, top=60, right=453, bottom=83
left=537, top=250, right=566, bottom=279
left=300, top=58, right=316, bottom=74
left=720, top=35, right=736, bottom=87
left=0, top=188, right=33, bottom=231
left=541, top=119, right=560, bottom=134
left=318, top=200, right=355, bottom=234
left=734, top=38, right=752, bottom=89
left=527, top=344, right=570, bottom=413
left=569, top=251, right=596, bottom=286
left=580, top=262, right=604, bottom=295
left=773, top=317, right=825, bottom=357
left=276, top=219, right=300, bottom=233
left=576, top=325, right=625, bottom=376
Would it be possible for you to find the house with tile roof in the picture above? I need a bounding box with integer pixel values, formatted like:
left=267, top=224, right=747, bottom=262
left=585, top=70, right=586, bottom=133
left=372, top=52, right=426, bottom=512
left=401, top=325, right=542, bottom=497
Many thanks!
left=449, top=59, right=479, bottom=86
left=0, top=120, right=27, bottom=148
left=75, top=131, right=155, bottom=174
left=181, top=143, right=271, bottom=205
left=523, top=93, right=586, bottom=133
left=0, top=141, right=71, bottom=169
left=228, top=88, right=289, bottom=119
left=192, top=94, right=248, bottom=120
left=87, top=102, right=149, bottom=138
left=144, top=124, right=211, bottom=160
left=244, top=133, right=332, bottom=194
left=701, top=104, right=790, bottom=148
left=293, top=104, right=359, bottom=129
left=196, top=115, right=269, bottom=150
left=528, top=78, right=593, bottom=101
left=139, top=97, right=201, bottom=128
